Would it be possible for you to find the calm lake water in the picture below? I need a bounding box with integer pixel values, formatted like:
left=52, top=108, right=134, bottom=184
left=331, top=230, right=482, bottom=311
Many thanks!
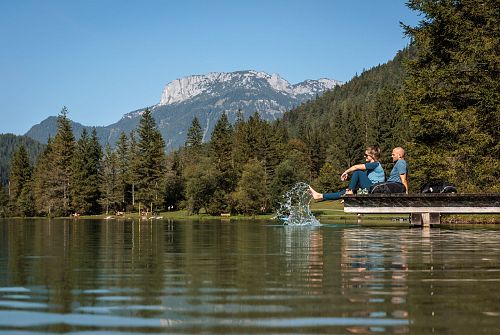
left=0, top=219, right=499, bottom=334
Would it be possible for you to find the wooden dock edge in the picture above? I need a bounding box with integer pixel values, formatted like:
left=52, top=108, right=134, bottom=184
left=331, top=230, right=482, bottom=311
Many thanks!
left=342, top=193, right=500, bottom=227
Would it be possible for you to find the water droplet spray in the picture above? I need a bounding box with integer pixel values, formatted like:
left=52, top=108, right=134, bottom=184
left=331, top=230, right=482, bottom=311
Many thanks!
left=276, top=182, right=320, bottom=226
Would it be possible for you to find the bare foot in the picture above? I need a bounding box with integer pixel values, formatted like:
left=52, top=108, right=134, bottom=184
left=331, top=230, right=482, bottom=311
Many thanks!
left=309, top=186, right=324, bottom=201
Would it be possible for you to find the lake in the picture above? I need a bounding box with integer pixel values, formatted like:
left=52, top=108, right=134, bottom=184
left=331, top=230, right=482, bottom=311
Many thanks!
left=0, top=219, right=499, bottom=334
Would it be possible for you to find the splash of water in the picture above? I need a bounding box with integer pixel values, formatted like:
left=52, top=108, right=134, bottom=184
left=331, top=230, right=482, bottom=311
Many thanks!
left=276, top=182, right=320, bottom=226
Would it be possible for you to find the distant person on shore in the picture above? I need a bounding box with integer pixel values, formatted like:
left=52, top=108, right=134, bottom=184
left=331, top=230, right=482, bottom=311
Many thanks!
left=309, top=146, right=385, bottom=201
left=387, top=147, right=409, bottom=194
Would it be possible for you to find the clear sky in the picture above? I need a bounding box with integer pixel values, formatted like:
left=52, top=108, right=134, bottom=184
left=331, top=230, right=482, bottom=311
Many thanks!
left=0, top=0, right=421, bottom=135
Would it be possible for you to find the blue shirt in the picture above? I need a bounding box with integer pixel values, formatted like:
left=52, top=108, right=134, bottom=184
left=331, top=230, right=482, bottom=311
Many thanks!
left=365, top=162, right=385, bottom=184
left=388, top=159, right=407, bottom=183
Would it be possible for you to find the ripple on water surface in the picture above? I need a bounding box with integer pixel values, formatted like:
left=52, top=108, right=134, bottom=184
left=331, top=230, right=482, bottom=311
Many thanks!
left=0, top=220, right=499, bottom=334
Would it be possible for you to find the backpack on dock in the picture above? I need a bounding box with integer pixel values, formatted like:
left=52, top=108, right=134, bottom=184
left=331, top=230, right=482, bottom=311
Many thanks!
left=420, top=181, right=457, bottom=194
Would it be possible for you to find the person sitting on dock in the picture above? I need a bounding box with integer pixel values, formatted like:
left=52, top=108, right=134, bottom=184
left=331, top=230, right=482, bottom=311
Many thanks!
left=309, top=146, right=385, bottom=201
left=387, top=147, right=408, bottom=194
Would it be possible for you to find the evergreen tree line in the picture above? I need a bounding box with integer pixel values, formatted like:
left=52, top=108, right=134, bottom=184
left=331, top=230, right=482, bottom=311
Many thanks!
left=1, top=106, right=315, bottom=217
left=0, top=134, right=46, bottom=186
left=1, top=107, right=171, bottom=217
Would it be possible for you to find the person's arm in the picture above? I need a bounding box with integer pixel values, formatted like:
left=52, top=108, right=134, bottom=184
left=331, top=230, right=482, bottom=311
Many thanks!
left=400, top=173, right=408, bottom=194
left=341, top=163, right=366, bottom=181
left=395, top=160, right=408, bottom=193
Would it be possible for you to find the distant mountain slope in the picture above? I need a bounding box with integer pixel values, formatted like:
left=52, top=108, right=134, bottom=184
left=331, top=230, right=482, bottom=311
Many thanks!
left=280, top=47, right=414, bottom=173
left=25, top=70, right=341, bottom=151
left=24, top=116, right=109, bottom=149
left=25, top=116, right=96, bottom=145
left=283, top=48, right=411, bottom=136
left=0, top=134, right=46, bottom=186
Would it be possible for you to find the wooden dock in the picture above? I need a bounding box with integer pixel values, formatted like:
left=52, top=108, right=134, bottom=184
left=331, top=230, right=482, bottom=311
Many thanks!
left=342, top=193, right=500, bottom=226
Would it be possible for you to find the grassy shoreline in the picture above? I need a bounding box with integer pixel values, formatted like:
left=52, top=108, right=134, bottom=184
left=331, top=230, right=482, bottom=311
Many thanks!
left=3, top=200, right=498, bottom=224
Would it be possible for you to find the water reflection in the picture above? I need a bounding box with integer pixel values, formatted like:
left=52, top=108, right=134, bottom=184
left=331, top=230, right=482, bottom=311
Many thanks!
left=0, top=219, right=499, bottom=334
left=341, top=228, right=410, bottom=334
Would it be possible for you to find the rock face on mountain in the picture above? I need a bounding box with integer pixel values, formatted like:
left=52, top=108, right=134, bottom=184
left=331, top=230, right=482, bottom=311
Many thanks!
left=26, top=70, right=341, bottom=151
left=158, top=71, right=339, bottom=106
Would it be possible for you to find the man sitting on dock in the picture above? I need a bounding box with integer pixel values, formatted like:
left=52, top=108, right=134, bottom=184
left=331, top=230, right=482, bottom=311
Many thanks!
left=387, top=147, right=408, bottom=194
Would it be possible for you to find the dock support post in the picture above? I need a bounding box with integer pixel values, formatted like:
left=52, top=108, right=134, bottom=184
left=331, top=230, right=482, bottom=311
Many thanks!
left=411, top=213, right=441, bottom=227
left=422, top=213, right=441, bottom=226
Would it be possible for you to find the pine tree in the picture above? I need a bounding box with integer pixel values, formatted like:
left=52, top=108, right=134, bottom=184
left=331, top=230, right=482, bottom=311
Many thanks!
left=100, top=144, right=120, bottom=214
left=8, top=145, right=32, bottom=214
left=186, top=117, right=203, bottom=148
left=403, top=0, right=499, bottom=191
left=183, top=116, right=205, bottom=171
left=71, top=128, right=102, bottom=215
left=115, top=132, right=131, bottom=209
left=206, top=113, right=236, bottom=214
left=128, top=131, right=140, bottom=208
left=163, top=151, right=184, bottom=210
left=210, top=114, right=235, bottom=179
left=45, top=107, right=76, bottom=216
left=183, top=156, right=218, bottom=214
left=17, top=181, right=35, bottom=217
left=209, top=113, right=233, bottom=172
left=135, top=109, right=166, bottom=212
left=286, top=138, right=312, bottom=181
left=231, top=111, right=251, bottom=174
left=246, top=112, right=264, bottom=159
left=256, top=121, right=283, bottom=185
left=33, top=139, right=55, bottom=216
left=232, top=159, right=268, bottom=214
left=271, top=120, right=289, bottom=160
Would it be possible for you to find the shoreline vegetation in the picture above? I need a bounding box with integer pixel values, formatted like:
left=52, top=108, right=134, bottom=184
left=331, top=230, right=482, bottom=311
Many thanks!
left=3, top=201, right=498, bottom=225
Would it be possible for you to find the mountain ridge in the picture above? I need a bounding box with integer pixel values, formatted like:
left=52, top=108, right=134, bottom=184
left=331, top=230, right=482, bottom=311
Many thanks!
left=25, top=70, right=341, bottom=151
left=158, top=70, right=340, bottom=106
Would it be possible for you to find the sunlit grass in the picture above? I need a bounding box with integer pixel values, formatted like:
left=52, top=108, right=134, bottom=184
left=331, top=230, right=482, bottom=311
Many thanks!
left=27, top=198, right=499, bottom=224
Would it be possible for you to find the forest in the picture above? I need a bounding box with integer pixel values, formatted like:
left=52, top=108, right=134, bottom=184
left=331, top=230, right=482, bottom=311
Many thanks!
left=1, top=0, right=498, bottom=217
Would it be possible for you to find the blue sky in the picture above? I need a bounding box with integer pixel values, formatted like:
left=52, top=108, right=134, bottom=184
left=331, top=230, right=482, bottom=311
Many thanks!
left=0, top=0, right=421, bottom=135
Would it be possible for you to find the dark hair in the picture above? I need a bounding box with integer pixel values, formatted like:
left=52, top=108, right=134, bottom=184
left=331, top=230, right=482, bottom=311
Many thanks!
left=366, top=146, right=381, bottom=160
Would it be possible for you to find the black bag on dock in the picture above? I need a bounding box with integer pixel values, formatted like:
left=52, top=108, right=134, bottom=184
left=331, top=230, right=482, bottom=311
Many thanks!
left=370, top=182, right=407, bottom=194
left=420, top=181, right=457, bottom=193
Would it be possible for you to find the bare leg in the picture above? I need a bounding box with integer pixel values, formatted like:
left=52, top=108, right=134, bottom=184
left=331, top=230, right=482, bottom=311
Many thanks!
left=309, top=186, right=324, bottom=201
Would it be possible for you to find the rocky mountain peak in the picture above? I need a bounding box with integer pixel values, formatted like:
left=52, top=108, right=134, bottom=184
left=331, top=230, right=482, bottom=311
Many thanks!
left=159, top=70, right=340, bottom=106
